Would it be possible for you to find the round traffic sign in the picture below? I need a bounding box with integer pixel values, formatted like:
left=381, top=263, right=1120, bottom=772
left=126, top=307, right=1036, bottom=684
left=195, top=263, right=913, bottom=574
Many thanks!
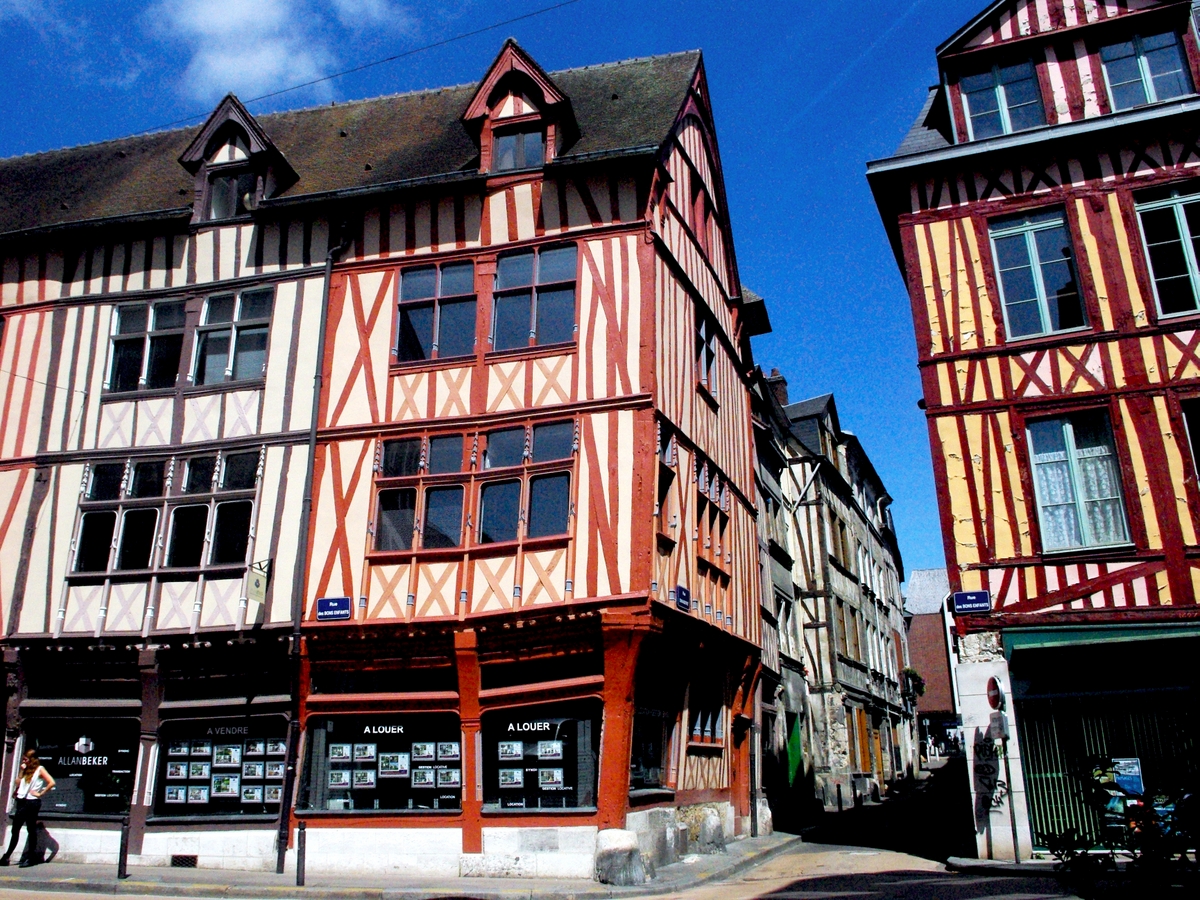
left=987, top=676, right=1005, bottom=711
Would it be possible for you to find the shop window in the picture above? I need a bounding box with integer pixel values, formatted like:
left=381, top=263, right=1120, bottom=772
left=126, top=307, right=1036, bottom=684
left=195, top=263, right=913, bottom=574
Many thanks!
left=989, top=209, right=1086, bottom=339
left=193, top=287, right=274, bottom=385
left=155, top=715, right=288, bottom=817
left=24, top=717, right=140, bottom=816
left=396, top=262, right=476, bottom=362
left=492, top=245, right=577, bottom=351
left=630, top=709, right=669, bottom=790
left=481, top=700, right=600, bottom=810
left=492, top=127, right=544, bottom=172
left=300, top=713, right=462, bottom=812
left=107, top=300, right=187, bottom=393
left=1027, top=411, right=1130, bottom=551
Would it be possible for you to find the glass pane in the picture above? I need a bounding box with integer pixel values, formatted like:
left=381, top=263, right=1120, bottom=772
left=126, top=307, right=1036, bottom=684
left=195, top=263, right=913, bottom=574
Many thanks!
left=521, top=130, right=544, bottom=167
left=959, top=71, right=997, bottom=95
left=479, top=480, right=521, bottom=544
left=238, top=288, right=274, bottom=321
left=110, top=338, right=144, bottom=392
left=117, top=508, right=158, bottom=570
left=533, top=421, right=573, bottom=461
left=130, top=461, right=164, bottom=498
left=1029, top=418, right=1081, bottom=550
left=376, top=488, right=416, bottom=551
left=381, top=439, right=421, bottom=478
left=1103, top=49, right=1148, bottom=110
left=436, top=298, right=476, bottom=358
left=116, top=305, right=148, bottom=335
left=194, top=329, right=230, bottom=385
left=535, top=287, right=575, bottom=345
left=76, top=511, right=116, bottom=572
left=538, top=246, right=577, bottom=285
left=496, top=253, right=534, bottom=290
left=90, top=463, right=125, bottom=501
left=1034, top=227, right=1085, bottom=331
left=492, top=292, right=531, bottom=351
left=209, top=176, right=235, bottom=220
left=402, top=267, right=437, bottom=301
left=427, top=435, right=463, bottom=474
left=231, top=325, right=268, bottom=380
left=1143, top=33, right=1191, bottom=101
left=398, top=303, right=434, bottom=362
left=440, top=262, right=474, bottom=296
left=185, top=457, right=216, bottom=494
left=1070, top=413, right=1128, bottom=545
left=153, top=301, right=186, bottom=330
left=528, top=473, right=570, bottom=538
left=235, top=172, right=257, bottom=216
left=222, top=452, right=259, bottom=490
left=167, top=505, right=208, bottom=567
left=485, top=428, right=525, bottom=468
left=422, top=486, right=462, bottom=548
left=1141, top=206, right=1198, bottom=314
left=146, top=334, right=182, bottom=389
left=210, top=500, right=253, bottom=564
left=494, top=133, right=518, bottom=171
left=993, top=234, right=1043, bottom=336
left=205, top=294, right=236, bottom=324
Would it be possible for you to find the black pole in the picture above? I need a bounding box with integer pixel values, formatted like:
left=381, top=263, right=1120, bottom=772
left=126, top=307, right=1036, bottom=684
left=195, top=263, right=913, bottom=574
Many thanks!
left=296, top=821, right=306, bottom=887
left=276, top=226, right=352, bottom=875
left=836, top=782, right=843, bottom=812
left=117, top=816, right=130, bottom=879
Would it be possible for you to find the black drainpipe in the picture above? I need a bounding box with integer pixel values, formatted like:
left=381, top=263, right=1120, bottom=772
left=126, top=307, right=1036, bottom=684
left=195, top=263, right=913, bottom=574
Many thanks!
left=276, top=223, right=352, bottom=874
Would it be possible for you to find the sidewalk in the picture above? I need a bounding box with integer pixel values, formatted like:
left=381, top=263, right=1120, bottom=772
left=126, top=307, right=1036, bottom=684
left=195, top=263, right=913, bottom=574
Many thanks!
left=0, top=833, right=804, bottom=899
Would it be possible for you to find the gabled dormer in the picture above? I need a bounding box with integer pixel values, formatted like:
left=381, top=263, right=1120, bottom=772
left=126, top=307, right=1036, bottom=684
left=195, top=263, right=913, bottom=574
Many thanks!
left=179, top=94, right=297, bottom=224
left=462, top=39, right=578, bottom=175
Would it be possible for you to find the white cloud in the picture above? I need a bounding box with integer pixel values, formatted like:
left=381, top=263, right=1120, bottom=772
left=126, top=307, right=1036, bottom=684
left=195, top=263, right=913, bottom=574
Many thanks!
left=328, top=0, right=414, bottom=32
left=147, top=0, right=337, bottom=104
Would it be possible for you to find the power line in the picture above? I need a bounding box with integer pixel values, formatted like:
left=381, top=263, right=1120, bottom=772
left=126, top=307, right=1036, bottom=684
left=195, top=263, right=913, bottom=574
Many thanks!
left=146, top=0, right=586, bottom=134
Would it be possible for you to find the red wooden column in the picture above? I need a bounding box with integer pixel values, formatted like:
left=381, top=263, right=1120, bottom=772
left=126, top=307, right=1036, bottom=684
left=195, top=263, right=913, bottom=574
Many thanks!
left=455, top=629, right=482, bottom=853
left=596, top=608, right=658, bottom=830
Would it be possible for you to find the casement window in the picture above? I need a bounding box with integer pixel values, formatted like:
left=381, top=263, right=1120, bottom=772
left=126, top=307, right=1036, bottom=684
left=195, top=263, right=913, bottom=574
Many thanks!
left=1182, top=398, right=1200, bottom=476
left=107, top=300, right=187, bottom=393
left=373, top=422, right=574, bottom=554
left=694, top=309, right=718, bottom=394
left=1100, top=32, right=1192, bottom=111
left=690, top=168, right=713, bottom=255
left=694, top=457, right=730, bottom=568
left=1027, top=411, right=1130, bottom=551
left=74, top=451, right=260, bottom=575
left=207, top=170, right=258, bottom=220
left=990, top=209, right=1087, bottom=339
left=193, top=288, right=274, bottom=385
left=492, top=127, right=544, bottom=172
left=396, top=262, right=476, bottom=362
left=1135, top=184, right=1200, bottom=316
left=960, top=60, right=1045, bottom=139
left=491, top=245, right=577, bottom=351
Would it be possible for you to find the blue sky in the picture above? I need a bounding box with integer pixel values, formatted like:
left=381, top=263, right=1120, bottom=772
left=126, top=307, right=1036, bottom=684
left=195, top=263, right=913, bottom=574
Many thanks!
left=0, top=0, right=989, bottom=577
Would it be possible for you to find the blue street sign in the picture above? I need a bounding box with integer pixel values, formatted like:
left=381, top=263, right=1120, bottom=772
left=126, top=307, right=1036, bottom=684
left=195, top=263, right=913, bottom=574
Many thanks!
left=316, top=596, right=352, bottom=621
left=675, top=585, right=691, bottom=612
left=953, top=590, right=991, bottom=614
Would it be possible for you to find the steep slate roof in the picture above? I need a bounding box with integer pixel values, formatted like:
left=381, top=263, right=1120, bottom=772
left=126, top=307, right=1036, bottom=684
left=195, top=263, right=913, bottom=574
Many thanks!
left=904, top=568, right=950, bottom=615
left=893, top=86, right=953, bottom=158
left=0, top=50, right=701, bottom=238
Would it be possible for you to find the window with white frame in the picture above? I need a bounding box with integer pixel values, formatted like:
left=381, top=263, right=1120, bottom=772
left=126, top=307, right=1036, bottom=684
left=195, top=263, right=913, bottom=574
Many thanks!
left=492, top=127, right=544, bottom=172
left=1027, top=411, right=1129, bottom=552
left=107, top=300, right=187, bottom=393
left=193, top=287, right=274, bottom=385
left=492, top=245, right=577, bottom=351
left=990, top=209, right=1087, bottom=339
left=396, top=262, right=476, bottom=362
left=960, top=60, right=1045, bottom=139
left=1135, top=184, right=1200, bottom=316
left=74, top=451, right=261, bottom=576
left=1100, top=32, right=1193, bottom=111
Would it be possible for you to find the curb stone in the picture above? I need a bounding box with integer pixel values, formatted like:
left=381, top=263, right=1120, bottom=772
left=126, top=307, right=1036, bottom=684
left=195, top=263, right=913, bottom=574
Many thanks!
left=945, top=855, right=1063, bottom=877
left=0, top=834, right=805, bottom=899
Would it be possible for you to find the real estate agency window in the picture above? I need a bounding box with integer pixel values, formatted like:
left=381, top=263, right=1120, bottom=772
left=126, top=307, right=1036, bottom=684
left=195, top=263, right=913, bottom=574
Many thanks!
left=107, top=300, right=187, bottom=393
left=1135, top=183, right=1200, bottom=316
left=1100, top=32, right=1193, bottom=111
left=75, top=450, right=261, bottom=575
left=1026, top=410, right=1130, bottom=551
left=481, top=700, right=600, bottom=810
left=492, top=245, right=577, bottom=351
left=396, top=262, right=476, bottom=362
left=193, top=287, right=274, bottom=385
left=960, top=60, right=1046, bottom=139
left=989, top=209, right=1087, bottom=339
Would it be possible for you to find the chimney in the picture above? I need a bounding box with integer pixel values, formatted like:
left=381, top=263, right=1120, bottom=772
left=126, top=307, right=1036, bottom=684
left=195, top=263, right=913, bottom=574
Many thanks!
left=765, top=367, right=788, bottom=407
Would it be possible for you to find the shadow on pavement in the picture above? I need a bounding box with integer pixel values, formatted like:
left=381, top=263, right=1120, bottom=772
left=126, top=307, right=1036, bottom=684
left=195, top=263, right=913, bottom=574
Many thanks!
left=757, top=869, right=1072, bottom=899
left=800, top=758, right=977, bottom=862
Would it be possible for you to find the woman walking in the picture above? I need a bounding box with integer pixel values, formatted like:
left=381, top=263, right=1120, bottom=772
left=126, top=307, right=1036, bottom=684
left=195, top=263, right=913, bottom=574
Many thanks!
left=1, top=750, right=55, bottom=867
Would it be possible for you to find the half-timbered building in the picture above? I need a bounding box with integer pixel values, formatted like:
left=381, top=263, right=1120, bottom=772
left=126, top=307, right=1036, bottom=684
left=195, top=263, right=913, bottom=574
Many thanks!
left=869, top=0, right=1200, bottom=861
left=0, top=42, right=767, bottom=874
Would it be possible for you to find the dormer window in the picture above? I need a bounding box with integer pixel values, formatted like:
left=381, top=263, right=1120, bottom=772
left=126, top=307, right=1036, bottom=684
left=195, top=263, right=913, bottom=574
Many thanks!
left=207, top=170, right=258, bottom=220
left=493, top=127, right=544, bottom=172
left=960, top=61, right=1045, bottom=139
left=1100, top=32, right=1192, bottom=111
